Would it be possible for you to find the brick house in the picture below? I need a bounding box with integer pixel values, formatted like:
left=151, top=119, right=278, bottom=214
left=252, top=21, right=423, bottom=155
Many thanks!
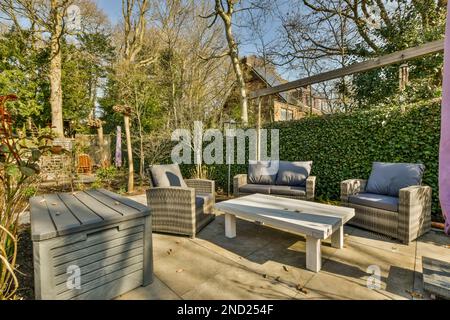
left=222, top=56, right=325, bottom=124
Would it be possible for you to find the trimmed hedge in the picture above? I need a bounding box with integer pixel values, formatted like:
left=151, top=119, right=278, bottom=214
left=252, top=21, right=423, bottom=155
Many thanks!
left=189, top=99, right=442, bottom=218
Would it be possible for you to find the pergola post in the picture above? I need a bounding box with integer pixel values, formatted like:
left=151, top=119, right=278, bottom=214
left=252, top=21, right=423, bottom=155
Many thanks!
left=257, top=98, right=262, bottom=161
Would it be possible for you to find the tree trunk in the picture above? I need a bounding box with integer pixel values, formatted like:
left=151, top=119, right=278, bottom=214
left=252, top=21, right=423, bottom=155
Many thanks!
left=97, top=125, right=108, bottom=167
left=136, top=110, right=145, bottom=188
left=49, top=1, right=64, bottom=137
left=124, top=115, right=134, bottom=193
left=220, top=8, right=248, bottom=125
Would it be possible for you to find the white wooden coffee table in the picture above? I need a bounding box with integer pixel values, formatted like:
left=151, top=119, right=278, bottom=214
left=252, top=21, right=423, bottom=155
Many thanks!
left=215, top=194, right=355, bottom=272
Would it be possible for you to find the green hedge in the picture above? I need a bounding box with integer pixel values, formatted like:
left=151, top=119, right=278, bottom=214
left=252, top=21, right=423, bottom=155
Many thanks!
left=187, top=99, right=442, bottom=218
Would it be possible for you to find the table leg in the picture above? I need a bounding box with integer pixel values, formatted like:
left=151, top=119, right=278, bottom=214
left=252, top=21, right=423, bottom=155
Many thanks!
left=225, top=214, right=236, bottom=239
left=331, top=226, right=344, bottom=249
left=306, top=236, right=321, bottom=272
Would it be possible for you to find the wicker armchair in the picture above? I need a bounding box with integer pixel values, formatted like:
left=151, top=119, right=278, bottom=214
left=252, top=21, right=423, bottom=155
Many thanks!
left=341, top=179, right=431, bottom=244
left=146, top=167, right=215, bottom=237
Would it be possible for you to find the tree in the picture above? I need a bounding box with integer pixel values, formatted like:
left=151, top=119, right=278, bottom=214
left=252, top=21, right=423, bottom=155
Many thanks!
left=201, top=0, right=250, bottom=125
left=115, top=0, right=150, bottom=193
left=271, top=0, right=447, bottom=108
left=0, top=0, right=75, bottom=136
left=0, top=0, right=112, bottom=136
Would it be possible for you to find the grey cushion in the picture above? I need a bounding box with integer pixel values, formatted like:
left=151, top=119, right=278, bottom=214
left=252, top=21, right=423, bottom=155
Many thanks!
left=150, top=164, right=187, bottom=188
left=275, top=161, right=312, bottom=187
left=366, top=162, right=425, bottom=197
left=348, top=192, right=399, bottom=212
left=270, top=186, right=306, bottom=197
left=196, top=193, right=213, bottom=208
left=248, top=161, right=277, bottom=185
left=240, top=184, right=271, bottom=194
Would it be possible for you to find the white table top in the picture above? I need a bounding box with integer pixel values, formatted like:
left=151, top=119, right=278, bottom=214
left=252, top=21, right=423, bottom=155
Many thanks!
left=215, top=194, right=355, bottom=240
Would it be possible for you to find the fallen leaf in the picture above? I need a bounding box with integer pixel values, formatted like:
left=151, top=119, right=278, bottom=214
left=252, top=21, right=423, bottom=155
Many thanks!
left=283, top=266, right=289, bottom=272
left=444, top=245, right=450, bottom=249
left=296, top=284, right=308, bottom=294
left=114, top=201, right=120, bottom=205
left=39, top=199, right=46, bottom=203
left=406, top=290, right=423, bottom=299
left=391, top=247, right=398, bottom=252
left=51, top=203, right=57, bottom=206
left=176, top=269, right=184, bottom=273
left=275, top=276, right=281, bottom=282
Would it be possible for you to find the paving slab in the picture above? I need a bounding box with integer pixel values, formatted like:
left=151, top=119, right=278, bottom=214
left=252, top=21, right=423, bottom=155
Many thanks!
left=321, top=239, right=416, bottom=299
left=181, top=263, right=299, bottom=300
left=302, top=270, right=390, bottom=300
left=154, top=235, right=243, bottom=296
left=345, top=226, right=417, bottom=258
left=116, top=277, right=180, bottom=300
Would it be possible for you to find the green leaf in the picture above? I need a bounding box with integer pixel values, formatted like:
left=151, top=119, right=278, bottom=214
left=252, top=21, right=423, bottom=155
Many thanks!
left=31, top=149, right=41, bottom=161
left=0, top=144, right=9, bottom=153
left=20, top=166, right=37, bottom=177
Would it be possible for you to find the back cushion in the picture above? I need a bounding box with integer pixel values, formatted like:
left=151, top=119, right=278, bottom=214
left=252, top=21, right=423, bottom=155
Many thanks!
left=248, top=161, right=278, bottom=185
left=366, top=162, right=425, bottom=197
left=150, top=164, right=187, bottom=188
left=275, top=161, right=312, bottom=187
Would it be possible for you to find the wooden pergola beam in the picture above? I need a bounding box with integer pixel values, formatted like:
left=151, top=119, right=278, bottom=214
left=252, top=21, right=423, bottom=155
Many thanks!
left=249, top=39, right=445, bottom=99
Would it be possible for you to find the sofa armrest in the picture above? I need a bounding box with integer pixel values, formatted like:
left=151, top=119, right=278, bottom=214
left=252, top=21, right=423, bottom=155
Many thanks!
left=398, top=185, right=432, bottom=244
left=185, top=179, right=215, bottom=196
left=341, top=179, right=367, bottom=203
left=306, top=176, right=316, bottom=201
left=233, top=174, right=248, bottom=196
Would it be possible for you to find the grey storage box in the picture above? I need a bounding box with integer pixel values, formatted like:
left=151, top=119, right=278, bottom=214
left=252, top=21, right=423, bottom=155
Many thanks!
left=30, top=189, right=153, bottom=300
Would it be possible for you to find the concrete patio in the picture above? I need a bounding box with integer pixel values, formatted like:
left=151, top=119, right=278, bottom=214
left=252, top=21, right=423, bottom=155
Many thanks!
left=118, top=195, right=450, bottom=300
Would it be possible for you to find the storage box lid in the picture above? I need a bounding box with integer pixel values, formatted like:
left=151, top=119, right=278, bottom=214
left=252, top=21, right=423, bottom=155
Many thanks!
left=30, top=189, right=151, bottom=241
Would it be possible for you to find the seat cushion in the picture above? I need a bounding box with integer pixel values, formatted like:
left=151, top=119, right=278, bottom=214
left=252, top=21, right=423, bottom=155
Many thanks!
left=270, top=185, right=306, bottom=197
left=150, top=164, right=187, bottom=188
left=248, top=161, right=277, bottom=185
left=196, top=193, right=214, bottom=208
left=366, top=162, right=425, bottom=197
left=239, top=184, right=272, bottom=194
left=348, top=192, right=399, bottom=212
left=275, top=161, right=312, bottom=187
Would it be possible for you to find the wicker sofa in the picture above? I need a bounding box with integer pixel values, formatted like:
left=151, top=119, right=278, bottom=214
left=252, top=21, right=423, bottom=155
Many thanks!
left=341, top=162, right=432, bottom=244
left=146, top=164, right=215, bottom=237
left=234, top=161, right=316, bottom=201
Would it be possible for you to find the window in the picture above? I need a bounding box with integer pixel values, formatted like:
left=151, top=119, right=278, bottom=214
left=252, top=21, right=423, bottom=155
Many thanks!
left=280, top=109, right=287, bottom=121
left=279, top=108, right=294, bottom=121
left=286, top=110, right=294, bottom=121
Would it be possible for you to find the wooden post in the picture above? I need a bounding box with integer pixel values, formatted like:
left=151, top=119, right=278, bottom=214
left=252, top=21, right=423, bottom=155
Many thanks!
left=399, top=63, right=409, bottom=113
left=124, top=114, right=134, bottom=193
left=257, top=98, right=262, bottom=161
left=97, top=125, right=107, bottom=168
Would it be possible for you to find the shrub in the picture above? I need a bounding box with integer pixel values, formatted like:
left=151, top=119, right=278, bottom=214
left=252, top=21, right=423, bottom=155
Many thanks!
left=95, top=166, right=118, bottom=189
left=0, top=94, right=55, bottom=299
